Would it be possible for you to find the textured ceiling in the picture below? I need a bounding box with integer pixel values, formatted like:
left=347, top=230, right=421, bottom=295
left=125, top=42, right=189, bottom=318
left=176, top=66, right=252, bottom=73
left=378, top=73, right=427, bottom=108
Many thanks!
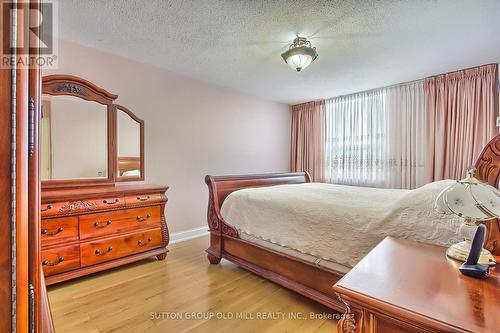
left=57, top=0, right=500, bottom=104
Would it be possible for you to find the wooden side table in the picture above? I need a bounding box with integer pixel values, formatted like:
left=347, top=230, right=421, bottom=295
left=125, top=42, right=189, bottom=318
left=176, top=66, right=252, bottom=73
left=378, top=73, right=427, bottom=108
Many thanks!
left=333, top=237, right=499, bottom=333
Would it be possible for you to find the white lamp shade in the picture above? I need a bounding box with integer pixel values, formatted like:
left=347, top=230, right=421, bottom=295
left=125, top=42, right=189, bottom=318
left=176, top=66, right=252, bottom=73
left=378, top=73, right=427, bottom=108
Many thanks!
left=434, top=169, right=499, bottom=266
left=470, top=182, right=500, bottom=216
left=434, top=171, right=500, bottom=221
left=286, top=54, right=313, bottom=72
left=434, top=187, right=454, bottom=214
left=443, top=184, right=490, bottom=220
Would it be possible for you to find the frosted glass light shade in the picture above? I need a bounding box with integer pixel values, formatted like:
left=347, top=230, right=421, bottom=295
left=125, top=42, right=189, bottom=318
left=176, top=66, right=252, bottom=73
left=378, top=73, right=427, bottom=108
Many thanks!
left=281, top=37, right=318, bottom=72
left=286, top=54, right=313, bottom=72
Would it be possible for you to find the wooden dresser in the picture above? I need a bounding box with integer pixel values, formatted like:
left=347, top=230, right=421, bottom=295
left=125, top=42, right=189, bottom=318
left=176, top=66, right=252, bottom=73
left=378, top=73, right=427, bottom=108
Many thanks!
left=333, top=237, right=499, bottom=333
left=41, top=184, right=169, bottom=285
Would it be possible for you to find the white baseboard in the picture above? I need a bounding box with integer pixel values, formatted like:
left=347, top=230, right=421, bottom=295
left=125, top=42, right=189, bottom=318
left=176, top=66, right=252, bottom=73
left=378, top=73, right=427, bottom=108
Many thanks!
left=169, top=226, right=209, bottom=244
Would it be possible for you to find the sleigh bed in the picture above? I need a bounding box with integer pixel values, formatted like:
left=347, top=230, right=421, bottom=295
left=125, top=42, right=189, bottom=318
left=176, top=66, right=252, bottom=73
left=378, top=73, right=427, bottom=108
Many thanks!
left=204, top=134, right=500, bottom=312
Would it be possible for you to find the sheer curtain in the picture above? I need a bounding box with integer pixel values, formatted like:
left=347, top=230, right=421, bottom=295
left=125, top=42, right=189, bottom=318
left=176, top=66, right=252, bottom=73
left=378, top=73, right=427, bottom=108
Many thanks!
left=325, top=81, right=425, bottom=189
left=325, top=90, right=388, bottom=187
left=385, top=82, right=425, bottom=188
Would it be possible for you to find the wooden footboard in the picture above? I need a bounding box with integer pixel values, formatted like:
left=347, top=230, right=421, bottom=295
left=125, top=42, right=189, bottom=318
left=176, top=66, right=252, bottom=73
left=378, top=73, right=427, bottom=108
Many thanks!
left=205, top=172, right=311, bottom=262
left=204, top=172, right=346, bottom=311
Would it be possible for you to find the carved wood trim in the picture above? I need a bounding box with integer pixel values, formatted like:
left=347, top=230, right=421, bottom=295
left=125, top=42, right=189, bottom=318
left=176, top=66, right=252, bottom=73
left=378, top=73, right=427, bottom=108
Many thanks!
left=205, top=175, right=238, bottom=238
left=480, top=219, right=500, bottom=256
left=206, top=193, right=220, bottom=232
left=159, top=193, right=169, bottom=247
left=337, top=295, right=359, bottom=333
left=58, top=200, right=97, bottom=213
left=42, top=75, right=118, bottom=103
left=53, top=83, right=82, bottom=95
left=475, top=133, right=500, bottom=187
left=474, top=133, right=500, bottom=255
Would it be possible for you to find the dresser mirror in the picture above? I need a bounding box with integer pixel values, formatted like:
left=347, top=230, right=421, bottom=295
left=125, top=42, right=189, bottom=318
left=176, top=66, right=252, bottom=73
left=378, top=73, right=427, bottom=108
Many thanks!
left=42, top=75, right=144, bottom=188
left=116, top=105, right=144, bottom=180
left=41, top=95, right=108, bottom=180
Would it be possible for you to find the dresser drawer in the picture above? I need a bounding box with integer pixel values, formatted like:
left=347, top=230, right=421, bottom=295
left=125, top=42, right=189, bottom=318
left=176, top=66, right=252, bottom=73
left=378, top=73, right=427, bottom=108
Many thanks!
left=41, top=216, right=79, bottom=247
left=41, top=201, right=68, bottom=217
left=42, top=245, right=80, bottom=276
left=125, top=193, right=163, bottom=206
left=90, top=196, right=125, bottom=210
left=41, top=197, right=125, bottom=217
left=79, top=206, right=161, bottom=240
left=80, top=228, right=162, bottom=267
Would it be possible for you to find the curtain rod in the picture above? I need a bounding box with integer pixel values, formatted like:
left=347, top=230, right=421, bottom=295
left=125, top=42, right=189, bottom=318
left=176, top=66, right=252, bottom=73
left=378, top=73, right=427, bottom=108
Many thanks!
left=319, top=62, right=499, bottom=103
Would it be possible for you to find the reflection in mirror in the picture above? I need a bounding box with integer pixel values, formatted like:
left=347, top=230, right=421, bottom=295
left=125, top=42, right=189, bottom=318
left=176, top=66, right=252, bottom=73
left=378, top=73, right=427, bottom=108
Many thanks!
left=117, top=109, right=141, bottom=178
left=41, top=94, right=108, bottom=180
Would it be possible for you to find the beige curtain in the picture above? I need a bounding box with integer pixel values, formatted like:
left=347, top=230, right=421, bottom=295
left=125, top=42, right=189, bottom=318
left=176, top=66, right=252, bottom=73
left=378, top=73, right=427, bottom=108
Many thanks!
left=424, top=63, right=499, bottom=181
left=290, top=101, right=325, bottom=182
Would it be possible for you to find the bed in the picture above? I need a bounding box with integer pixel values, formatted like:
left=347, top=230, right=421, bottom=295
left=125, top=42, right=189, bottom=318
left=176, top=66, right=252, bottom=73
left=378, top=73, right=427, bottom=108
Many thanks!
left=205, top=134, right=500, bottom=312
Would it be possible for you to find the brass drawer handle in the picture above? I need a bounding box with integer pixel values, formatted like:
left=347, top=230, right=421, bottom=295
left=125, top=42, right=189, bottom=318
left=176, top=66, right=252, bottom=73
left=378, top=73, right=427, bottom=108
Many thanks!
left=136, top=214, right=151, bottom=222
left=95, top=246, right=113, bottom=256
left=137, top=238, right=152, bottom=247
left=94, top=220, right=112, bottom=228
left=42, top=257, right=64, bottom=266
left=41, top=204, right=53, bottom=212
left=41, top=227, right=64, bottom=236
left=102, top=199, right=119, bottom=205
left=136, top=196, right=150, bottom=201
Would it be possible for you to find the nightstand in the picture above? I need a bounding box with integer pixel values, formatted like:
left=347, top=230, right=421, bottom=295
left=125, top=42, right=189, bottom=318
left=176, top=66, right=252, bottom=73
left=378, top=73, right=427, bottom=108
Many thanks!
left=333, top=237, right=499, bottom=333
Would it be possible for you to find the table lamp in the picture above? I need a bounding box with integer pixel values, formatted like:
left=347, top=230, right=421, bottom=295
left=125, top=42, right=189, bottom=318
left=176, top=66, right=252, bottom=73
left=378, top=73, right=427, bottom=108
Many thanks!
left=434, top=168, right=499, bottom=265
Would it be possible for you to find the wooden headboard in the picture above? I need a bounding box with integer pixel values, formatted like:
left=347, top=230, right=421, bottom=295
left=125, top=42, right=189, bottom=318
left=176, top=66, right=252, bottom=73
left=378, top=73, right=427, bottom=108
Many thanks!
left=474, top=133, right=500, bottom=255
left=475, top=134, right=500, bottom=187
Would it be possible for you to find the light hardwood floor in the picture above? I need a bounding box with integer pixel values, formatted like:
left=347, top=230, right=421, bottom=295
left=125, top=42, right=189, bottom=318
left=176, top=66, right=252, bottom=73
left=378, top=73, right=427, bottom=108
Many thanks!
left=48, top=236, right=338, bottom=333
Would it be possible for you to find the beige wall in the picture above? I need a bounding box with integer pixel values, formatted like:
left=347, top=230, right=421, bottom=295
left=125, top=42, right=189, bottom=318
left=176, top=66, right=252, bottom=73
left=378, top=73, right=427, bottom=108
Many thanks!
left=44, top=40, right=290, bottom=233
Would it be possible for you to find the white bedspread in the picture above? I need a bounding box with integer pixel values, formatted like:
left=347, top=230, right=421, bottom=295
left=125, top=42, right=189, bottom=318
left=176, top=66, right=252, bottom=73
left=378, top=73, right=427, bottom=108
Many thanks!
left=220, top=181, right=462, bottom=268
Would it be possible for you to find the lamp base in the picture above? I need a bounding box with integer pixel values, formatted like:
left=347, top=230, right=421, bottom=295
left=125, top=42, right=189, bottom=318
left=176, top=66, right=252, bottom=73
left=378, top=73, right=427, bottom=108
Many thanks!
left=446, top=240, right=497, bottom=266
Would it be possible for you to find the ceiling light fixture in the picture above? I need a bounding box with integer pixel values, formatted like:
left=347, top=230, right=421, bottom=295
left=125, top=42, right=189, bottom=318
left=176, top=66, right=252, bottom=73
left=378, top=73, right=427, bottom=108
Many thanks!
left=281, top=36, right=318, bottom=72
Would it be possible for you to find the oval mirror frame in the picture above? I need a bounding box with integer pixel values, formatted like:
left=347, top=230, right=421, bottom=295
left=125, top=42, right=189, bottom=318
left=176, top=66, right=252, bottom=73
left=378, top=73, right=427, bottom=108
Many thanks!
left=41, top=75, right=145, bottom=189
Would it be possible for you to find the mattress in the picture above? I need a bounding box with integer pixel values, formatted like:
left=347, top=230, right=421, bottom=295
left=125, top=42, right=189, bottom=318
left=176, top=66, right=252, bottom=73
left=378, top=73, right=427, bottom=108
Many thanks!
left=220, top=181, right=462, bottom=269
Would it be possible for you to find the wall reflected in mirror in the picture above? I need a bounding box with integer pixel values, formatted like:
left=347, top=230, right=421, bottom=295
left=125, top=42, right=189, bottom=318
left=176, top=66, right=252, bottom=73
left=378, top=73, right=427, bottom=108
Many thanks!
left=117, top=108, right=141, bottom=178
left=41, top=95, right=108, bottom=180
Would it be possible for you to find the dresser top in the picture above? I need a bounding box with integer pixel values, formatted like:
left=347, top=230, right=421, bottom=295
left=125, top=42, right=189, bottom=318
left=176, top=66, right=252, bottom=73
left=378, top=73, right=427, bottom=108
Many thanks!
left=42, top=184, right=168, bottom=203
left=333, top=237, right=500, bottom=333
